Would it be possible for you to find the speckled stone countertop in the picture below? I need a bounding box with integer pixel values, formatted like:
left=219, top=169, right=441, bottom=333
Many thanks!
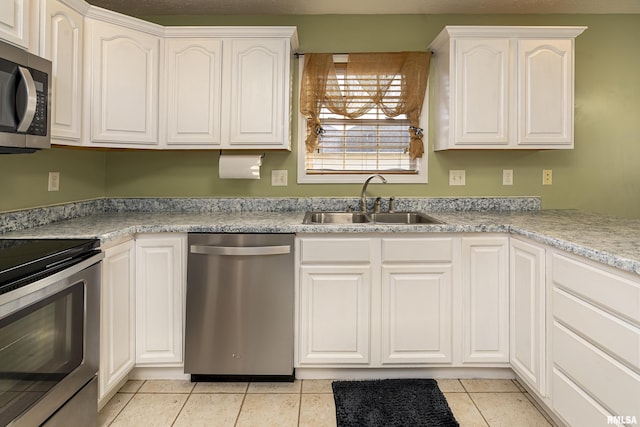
left=1, top=197, right=639, bottom=276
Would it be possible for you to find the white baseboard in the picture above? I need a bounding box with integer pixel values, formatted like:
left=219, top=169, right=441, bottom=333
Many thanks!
left=129, top=366, right=190, bottom=380
left=294, top=367, right=515, bottom=380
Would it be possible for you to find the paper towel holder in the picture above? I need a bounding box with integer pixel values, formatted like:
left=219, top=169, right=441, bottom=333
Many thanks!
left=219, top=150, right=265, bottom=159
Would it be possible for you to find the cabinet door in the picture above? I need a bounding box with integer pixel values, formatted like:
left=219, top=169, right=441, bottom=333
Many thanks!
left=100, top=240, right=135, bottom=405
left=381, top=264, right=453, bottom=364
left=298, top=265, right=371, bottom=365
left=510, top=238, right=546, bottom=397
left=164, top=38, right=222, bottom=147
left=461, top=236, right=509, bottom=363
left=135, top=234, right=186, bottom=365
left=453, top=38, right=510, bottom=145
left=42, top=0, right=83, bottom=144
left=517, top=39, right=573, bottom=146
left=226, top=38, right=290, bottom=148
left=0, top=0, right=29, bottom=48
left=87, top=19, right=160, bottom=145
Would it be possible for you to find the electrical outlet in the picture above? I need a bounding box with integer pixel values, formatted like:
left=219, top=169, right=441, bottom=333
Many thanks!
left=48, top=172, right=60, bottom=192
left=503, top=169, right=513, bottom=186
left=449, top=170, right=466, bottom=186
left=271, top=170, right=288, bottom=186
left=543, top=169, right=553, bottom=185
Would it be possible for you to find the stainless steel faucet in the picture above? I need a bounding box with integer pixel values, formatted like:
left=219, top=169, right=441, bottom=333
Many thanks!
left=360, top=174, right=387, bottom=212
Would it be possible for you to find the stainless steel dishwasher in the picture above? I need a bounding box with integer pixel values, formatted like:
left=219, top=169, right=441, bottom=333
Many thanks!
left=184, top=233, right=295, bottom=381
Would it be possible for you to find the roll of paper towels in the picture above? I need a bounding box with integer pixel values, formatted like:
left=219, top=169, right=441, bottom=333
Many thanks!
left=219, top=154, right=263, bottom=179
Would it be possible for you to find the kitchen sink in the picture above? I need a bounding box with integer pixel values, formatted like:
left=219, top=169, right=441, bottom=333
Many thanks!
left=369, top=212, right=444, bottom=224
left=302, top=212, right=370, bottom=224
left=302, top=211, right=443, bottom=225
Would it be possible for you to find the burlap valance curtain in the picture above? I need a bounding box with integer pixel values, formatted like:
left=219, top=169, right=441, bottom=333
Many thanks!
left=300, top=51, right=431, bottom=159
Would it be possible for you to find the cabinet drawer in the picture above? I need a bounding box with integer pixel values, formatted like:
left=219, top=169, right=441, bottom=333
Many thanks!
left=553, top=322, right=640, bottom=417
left=550, top=252, right=640, bottom=323
left=552, top=369, right=620, bottom=427
left=299, top=238, right=373, bottom=263
left=381, top=237, right=453, bottom=263
left=554, top=287, right=640, bottom=370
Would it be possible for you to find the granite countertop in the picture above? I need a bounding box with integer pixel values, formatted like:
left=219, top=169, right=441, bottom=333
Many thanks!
left=2, top=207, right=639, bottom=276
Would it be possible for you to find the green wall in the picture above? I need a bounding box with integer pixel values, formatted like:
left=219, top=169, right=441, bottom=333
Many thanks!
left=0, top=147, right=106, bottom=212
left=106, top=14, right=640, bottom=218
left=2, top=14, right=639, bottom=218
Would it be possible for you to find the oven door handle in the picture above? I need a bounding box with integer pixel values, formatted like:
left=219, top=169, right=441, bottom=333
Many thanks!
left=190, top=244, right=291, bottom=256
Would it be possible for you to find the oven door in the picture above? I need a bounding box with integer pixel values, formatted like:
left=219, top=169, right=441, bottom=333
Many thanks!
left=0, top=255, right=101, bottom=427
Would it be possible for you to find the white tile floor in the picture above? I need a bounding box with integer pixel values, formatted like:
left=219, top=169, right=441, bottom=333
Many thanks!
left=99, top=378, right=555, bottom=426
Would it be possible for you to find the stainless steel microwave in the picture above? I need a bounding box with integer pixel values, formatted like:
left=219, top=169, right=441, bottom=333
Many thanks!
left=0, top=40, right=51, bottom=154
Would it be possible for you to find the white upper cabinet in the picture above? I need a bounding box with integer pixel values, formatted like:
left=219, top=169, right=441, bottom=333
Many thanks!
left=453, top=38, right=510, bottom=146
left=225, top=38, right=290, bottom=149
left=162, top=28, right=296, bottom=149
left=85, top=17, right=161, bottom=146
left=429, top=26, right=586, bottom=150
left=517, top=39, right=573, bottom=145
left=0, top=0, right=31, bottom=49
left=164, top=38, right=223, bottom=147
left=41, top=0, right=84, bottom=144
left=36, top=3, right=297, bottom=150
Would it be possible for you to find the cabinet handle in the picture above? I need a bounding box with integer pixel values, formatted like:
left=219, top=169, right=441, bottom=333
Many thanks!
left=190, top=245, right=291, bottom=256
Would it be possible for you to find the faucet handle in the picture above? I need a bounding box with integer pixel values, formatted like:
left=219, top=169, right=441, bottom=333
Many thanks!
left=388, top=197, right=395, bottom=213
left=374, top=197, right=382, bottom=213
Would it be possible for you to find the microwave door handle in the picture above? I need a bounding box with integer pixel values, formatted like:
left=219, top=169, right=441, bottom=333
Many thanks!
left=16, top=66, right=38, bottom=133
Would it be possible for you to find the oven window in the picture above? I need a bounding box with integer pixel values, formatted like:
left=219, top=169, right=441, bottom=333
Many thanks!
left=0, top=283, right=84, bottom=425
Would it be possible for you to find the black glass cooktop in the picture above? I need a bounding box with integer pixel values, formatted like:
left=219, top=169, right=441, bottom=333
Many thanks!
left=0, top=239, right=100, bottom=294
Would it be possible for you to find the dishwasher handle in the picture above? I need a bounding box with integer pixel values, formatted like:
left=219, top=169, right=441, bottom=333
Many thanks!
left=190, top=244, right=291, bottom=256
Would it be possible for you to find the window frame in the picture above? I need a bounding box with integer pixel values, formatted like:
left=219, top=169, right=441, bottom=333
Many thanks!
left=296, top=55, right=429, bottom=184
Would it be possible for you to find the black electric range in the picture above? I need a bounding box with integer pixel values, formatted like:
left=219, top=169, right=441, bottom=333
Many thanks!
left=0, top=238, right=100, bottom=295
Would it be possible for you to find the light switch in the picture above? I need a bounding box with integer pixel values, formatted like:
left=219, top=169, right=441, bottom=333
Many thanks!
left=503, top=170, right=513, bottom=186
left=271, top=170, right=288, bottom=186
left=48, top=172, right=60, bottom=191
left=449, top=170, right=466, bottom=186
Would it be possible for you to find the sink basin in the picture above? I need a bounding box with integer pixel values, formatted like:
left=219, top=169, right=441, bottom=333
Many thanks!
left=302, top=212, right=370, bottom=224
left=369, top=212, right=444, bottom=224
left=302, top=211, right=443, bottom=225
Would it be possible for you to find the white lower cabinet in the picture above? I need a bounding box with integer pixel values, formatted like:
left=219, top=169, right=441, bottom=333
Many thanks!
left=509, top=237, right=546, bottom=398
left=297, top=237, right=373, bottom=365
left=380, top=237, right=456, bottom=365
left=99, top=239, right=135, bottom=407
left=381, top=264, right=453, bottom=364
left=135, top=234, right=187, bottom=365
left=298, top=264, right=372, bottom=365
left=296, top=235, right=456, bottom=368
left=549, top=250, right=640, bottom=427
left=461, top=236, right=510, bottom=364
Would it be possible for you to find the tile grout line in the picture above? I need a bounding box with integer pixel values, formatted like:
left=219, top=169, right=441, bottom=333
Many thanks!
left=297, top=381, right=303, bottom=427
left=105, top=380, right=146, bottom=427
left=169, top=382, right=195, bottom=427
left=233, top=383, right=250, bottom=427
left=459, top=381, right=493, bottom=427
left=513, top=378, right=557, bottom=426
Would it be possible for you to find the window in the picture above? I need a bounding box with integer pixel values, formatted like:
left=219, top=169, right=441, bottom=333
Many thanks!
left=297, top=53, right=430, bottom=184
